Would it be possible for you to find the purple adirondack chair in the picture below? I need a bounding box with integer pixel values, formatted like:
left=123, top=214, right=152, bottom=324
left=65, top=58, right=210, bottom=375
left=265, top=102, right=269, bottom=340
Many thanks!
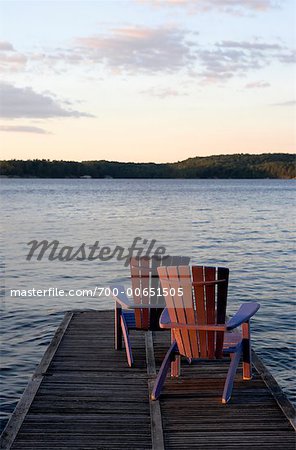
left=112, top=255, right=190, bottom=367
left=151, top=265, right=260, bottom=403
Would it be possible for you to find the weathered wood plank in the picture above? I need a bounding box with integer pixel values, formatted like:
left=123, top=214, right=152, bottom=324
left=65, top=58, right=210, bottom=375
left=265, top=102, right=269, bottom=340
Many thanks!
left=0, top=312, right=73, bottom=450
left=145, top=331, right=165, bottom=450
left=252, top=350, right=296, bottom=430
left=1, top=310, right=295, bottom=450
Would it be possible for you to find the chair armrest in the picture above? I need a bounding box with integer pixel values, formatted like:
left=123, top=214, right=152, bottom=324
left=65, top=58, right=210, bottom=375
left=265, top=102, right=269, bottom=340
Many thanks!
left=159, top=308, right=171, bottom=327
left=159, top=308, right=226, bottom=331
left=226, top=302, right=260, bottom=331
left=111, top=285, right=134, bottom=309
left=111, top=285, right=154, bottom=310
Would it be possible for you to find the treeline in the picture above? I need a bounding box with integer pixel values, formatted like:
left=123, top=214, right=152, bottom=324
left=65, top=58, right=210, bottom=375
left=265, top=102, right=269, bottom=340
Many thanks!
left=0, top=153, right=295, bottom=179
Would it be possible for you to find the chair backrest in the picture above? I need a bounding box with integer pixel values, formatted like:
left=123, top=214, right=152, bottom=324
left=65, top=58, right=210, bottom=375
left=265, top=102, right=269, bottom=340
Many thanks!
left=157, top=265, right=229, bottom=359
left=130, top=255, right=190, bottom=330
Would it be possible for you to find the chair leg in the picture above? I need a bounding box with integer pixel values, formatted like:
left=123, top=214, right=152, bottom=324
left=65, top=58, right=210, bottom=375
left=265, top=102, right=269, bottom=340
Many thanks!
left=170, top=329, right=181, bottom=377
left=114, top=302, right=122, bottom=350
left=242, top=321, right=252, bottom=380
left=171, top=355, right=181, bottom=377
left=222, top=346, right=242, bottom=404
left=120, top=314, right=134, bottom=367
left=151, top=341, right=178, bottom=400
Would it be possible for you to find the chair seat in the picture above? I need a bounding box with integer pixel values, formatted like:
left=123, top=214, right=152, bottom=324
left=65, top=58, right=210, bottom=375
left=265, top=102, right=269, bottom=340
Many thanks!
left=122, top=310, right=150, bottom=330
left=223, top=331, right=242, bottom=351
left=122, top=309, right=164, bottom=331
left=123, top=310, right=242, bottom=351
left=122, top=310, right=136, bottom=328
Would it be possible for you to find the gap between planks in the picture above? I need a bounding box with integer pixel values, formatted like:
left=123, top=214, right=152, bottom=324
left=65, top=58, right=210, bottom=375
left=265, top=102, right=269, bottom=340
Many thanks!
left=145, top=331, right=165, bottom=450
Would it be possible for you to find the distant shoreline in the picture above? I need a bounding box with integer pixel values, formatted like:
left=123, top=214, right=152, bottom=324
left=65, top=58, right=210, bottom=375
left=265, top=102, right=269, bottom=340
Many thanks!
left=1, top=153, right=295, bottom=179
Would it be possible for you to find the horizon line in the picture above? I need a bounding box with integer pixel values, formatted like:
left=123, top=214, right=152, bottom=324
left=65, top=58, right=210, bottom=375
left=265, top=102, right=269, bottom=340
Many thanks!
left=1, top=152, right=295, bottom=165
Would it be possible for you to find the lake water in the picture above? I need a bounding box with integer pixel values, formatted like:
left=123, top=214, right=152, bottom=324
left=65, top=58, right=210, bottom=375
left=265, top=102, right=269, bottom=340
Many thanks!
left=1, top=178, right=295, bottom=431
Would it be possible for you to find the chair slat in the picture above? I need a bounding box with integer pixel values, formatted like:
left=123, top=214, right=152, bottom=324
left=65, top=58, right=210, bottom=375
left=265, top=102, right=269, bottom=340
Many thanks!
left=168, top=266, right=192, bottom=358
left=192, top=266, right=207, bottom=357
left=159, top=266, right=185, bottom=356
left=149, top=256, right=162, bottom=330
left=140, top=257, right=150, bottom=329
left=150, top=256, right=160, bottom=307
left=216, top=267, right=229, bottom=358
left=166, top=266, right=186, bottom=356
left=130, top=257, right=142, bottom=328
left=155, top=254, right=172, bottom=305
left=204, top=266, right=216, bottom=359
left=178, top=265, right=199, bottom=358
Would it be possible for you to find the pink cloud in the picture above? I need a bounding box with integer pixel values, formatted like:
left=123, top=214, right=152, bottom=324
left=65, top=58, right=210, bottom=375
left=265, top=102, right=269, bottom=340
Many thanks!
left=75, top=26, right=193, bottom=73
left=0, top=41, right=27, bottom=72
left=245, top=80, right=270, bottom=88
left=138, top=0, right=279, bottom=14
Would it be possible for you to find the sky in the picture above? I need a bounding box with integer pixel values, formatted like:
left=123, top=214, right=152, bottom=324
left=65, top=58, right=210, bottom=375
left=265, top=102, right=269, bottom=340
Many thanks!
left=0, top=0, right=295, bottom=163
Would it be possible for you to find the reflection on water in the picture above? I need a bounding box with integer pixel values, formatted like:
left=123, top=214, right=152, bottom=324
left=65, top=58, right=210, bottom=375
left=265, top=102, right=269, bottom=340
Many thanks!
left=1, top=179, right=295, bottom=430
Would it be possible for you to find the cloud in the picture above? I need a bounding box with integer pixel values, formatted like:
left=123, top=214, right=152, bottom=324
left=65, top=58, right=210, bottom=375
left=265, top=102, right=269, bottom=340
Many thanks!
left=271, top=100, right=296, bottom=106
left=197, top=48, right=260, bottom=81
left=0, top=83, right=93, bottom=119
left=0, top=125, right=51, bottom=134
left=2, top=31, right=292, bottom=86
left=140, top=87, right=187, bottom=98
left=0, top=41, right=27, bottom=72
left=73, top=28, right=293, bottom=82
left=195, top=39, right=292, bottom=82
left=277, top=50, right=296, bottom=64
left=0, top=41, right=15, bottom=51
left=138, top=0, right=279, bottom=14
left=217, top=40, right=282, bottom=50
left=75, top=26, right=194, bottom=73
left=245, top=80, right=270, bottom=88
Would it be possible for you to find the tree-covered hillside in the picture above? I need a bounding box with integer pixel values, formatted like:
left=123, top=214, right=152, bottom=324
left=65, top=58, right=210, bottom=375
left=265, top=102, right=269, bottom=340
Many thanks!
left=173, top=153, right=296, bottom=178
left=0, top=153, right=295, bottom=179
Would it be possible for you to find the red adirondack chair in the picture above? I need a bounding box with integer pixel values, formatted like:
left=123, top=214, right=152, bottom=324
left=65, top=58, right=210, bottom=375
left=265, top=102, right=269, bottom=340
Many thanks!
left=151, top=265, right=260, bottom=403
left=113, top=255, right=190, bottom=367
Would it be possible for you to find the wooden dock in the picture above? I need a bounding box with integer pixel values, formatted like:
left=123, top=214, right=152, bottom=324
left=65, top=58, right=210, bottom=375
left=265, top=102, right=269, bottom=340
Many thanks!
left=1, top=310, right=295, bottom=449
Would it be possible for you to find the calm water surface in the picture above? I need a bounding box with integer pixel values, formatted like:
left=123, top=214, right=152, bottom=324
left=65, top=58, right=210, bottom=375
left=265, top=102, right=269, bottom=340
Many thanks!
left=1, top=179, right=295, bottom=430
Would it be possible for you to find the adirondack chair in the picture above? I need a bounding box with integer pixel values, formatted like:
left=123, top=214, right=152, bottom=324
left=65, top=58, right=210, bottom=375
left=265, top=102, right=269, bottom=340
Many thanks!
left=113, top=255, right=190, bottom=367
left=151, top=265, right=260, bottom=403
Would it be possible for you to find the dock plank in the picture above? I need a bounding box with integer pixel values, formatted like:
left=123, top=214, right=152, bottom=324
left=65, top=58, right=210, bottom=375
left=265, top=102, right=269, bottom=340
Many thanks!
left=1, top=310, right=295, bottom=450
